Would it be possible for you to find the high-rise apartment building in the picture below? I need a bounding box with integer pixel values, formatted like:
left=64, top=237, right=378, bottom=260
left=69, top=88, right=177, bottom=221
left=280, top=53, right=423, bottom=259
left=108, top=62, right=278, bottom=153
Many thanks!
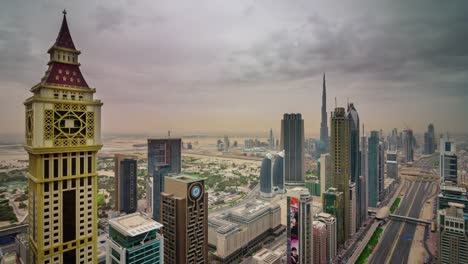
left=404, top=129, right=414, bottom=162
left=320, top=73, right=329, bottom=153
left=313, top=221, right=328, bottom=264
left=438, top=182, right=468, bottom=214
left=349, top=182, right=356, bottom=236
left=25, top=11, right=102, bottom=263
left=114, top=154, right=137, bottom=213
left=161, top=175, right=208, bottom=263
left=368, top=131, right=380, bottom=207
left=440, top=137, right=457, bottom=184
left=360, top=129, right=368, bottom=224
left=287, top=191, right=313, bottom=264
left=386, top=151, right=398, bottom=179
left=347, top=103, right=361, bottom=230
left=317, top=212, right=337, bottom=263
left=320, top=153, right=331, bottom=198
left=116, top=158, right=138, bottom=214
left=260, top=154, right=274, bottom=197
left=106, top=213, right=164, bottom=264
left=281, top=113, right=305, bottom=184
left=437, top=203, right=468, bottom=264
left=323, top=187, right=344, bottom=245
left=330, top=107, right=351, bottom=243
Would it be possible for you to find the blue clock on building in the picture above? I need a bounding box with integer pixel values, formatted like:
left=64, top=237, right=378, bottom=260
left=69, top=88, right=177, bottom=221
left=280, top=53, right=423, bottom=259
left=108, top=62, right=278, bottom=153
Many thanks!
left=191, top=185, right=201, bottom=199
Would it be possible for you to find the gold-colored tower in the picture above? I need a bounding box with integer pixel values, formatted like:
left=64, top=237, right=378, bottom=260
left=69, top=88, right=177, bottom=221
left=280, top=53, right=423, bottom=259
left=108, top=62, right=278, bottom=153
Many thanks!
left=24, top=10, right=102, bottom=263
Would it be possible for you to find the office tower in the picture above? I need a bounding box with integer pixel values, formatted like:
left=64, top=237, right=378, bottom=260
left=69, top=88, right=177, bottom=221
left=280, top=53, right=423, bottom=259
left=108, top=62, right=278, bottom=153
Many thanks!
left=438, top=182, right=468, bottom=213
left=287, top=191, right=313, bottom=264
left=347, top=103, right=361, bottom=230
left=114, top=154, right=137, bottom=212
left=390, top=128, right=398, bottom=151
left=323, top=187, right=344, bottom=245
left=398, top=131, right=403, bottom=150
left=330, top=107, right=351, bottom=243
left=423, top=124, right=436, bottom=154
left=148, top=164, right=170, bottom=221
left=437, top=203, right=468, bottom=264
left=161, top=175, right=208, bottom=263
left=273, top=150, right=285, bottom=193
left=208, top=200, right=281, bottom=262
left=24, top=11, right=102, bottom=263
left=317, top=212, right=337, bottom=263
left=386, top=151, right=398, bottom=179
left=320, top=153, right=331, bottom=197
left=360, top=128, right=368, bottom=224
left=269, top=128, right=275, bottom=150
left=244, top=139, right=254, bottom=149
left=106, top=213, right=164, bottom=264
left=378, top=142, right=385, bottom=202
left=224, top=135, right=230, bottom=152
left=260, top=153, right=274, bottom=197
left=117, top=158, right=138, bottom=214
left=320, top=73, right=329, bottom=153
left=440, top=137, right=457, bottom=184
left=313, top=221, right=328, bottom=264
left=404, top=129, right=414, bottom=162
left=368, top=131, right=379, bottom=207
left=349, top=182, right=356, bottom=236
left=281, top=113, right=305, bottom=184
left=147, top=138, right=181, bottom=177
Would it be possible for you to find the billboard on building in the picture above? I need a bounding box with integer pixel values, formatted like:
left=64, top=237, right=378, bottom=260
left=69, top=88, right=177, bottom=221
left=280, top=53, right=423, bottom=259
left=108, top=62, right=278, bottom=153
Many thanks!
left=287, top=196, right=299, bottom=263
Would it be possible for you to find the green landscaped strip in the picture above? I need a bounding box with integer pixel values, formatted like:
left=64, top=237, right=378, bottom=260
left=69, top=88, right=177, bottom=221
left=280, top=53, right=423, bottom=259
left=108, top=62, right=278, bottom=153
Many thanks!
left=356, top=227, right=384, bottom=264
left=390, top=198, right=402, bottom=213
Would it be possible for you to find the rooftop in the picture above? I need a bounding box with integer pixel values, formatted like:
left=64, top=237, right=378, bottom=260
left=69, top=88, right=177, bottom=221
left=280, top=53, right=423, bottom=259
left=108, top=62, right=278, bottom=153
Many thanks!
left=170, top=174, right=203, bottom=183
left=109, top=213, right=162, bottom=237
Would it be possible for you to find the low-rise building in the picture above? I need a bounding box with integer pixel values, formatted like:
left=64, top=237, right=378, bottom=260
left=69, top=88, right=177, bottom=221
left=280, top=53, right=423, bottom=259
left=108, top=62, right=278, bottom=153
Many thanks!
left=252, top=248, right=281, bottom=264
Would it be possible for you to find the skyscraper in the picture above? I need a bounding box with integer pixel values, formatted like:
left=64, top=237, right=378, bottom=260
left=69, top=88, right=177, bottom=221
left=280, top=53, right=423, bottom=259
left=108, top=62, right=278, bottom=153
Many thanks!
left=287, top=191, right=313, bottom=264
left=147, top=138, right=181, bottom=177
left=330, top=107, right=351, bottom=243
left=404, top=129, right=414, bottom=162
left=106, top=213, right=164, bottom=264
left=117, top=158, right=138, bottom=214
left=25, top=11, right=102, bottom=263
left=260, top=153, right=274, bottom=197
left=360, top=127, right=368, bottom=224
left=281, top=113, right=305, bottom=184
left=320, top=153, right=331, bottom=198
left=368, top=131, right=380, bottom=207
left=161, top=175, right=208, bottom=263
left=378, top=142, right=385, bottom=202
left=320, top=73, right=329, bottom=153
left=437, top=203, right=468, bottom=264
left=272, top=151, right=285, bottom=193
left=390, top=128, right=398, bottom=151
left=347, top=103, right=361, bottom=230
left=349, top=182, right=356, bottom=236
left=386, top=151, right=398, bottom=179
left=269, top=128, right=275, bottom=150
left=323, top=187, right=344, bottom=245
left=148, top=164, right=171, bottom=222
left=424, top=124, right=436, bottom=154
left=114, top=154, right=137, bottom=213
left=317, top=212, right=337, bottom=263
left=313, top=221, right=328, bottom=264
left=440, top=137, right=457, bottom=184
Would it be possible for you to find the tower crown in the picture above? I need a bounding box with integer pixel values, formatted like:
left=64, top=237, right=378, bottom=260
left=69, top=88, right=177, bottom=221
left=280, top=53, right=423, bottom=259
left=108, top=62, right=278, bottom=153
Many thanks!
left=52, top=10, right=76, bottom=50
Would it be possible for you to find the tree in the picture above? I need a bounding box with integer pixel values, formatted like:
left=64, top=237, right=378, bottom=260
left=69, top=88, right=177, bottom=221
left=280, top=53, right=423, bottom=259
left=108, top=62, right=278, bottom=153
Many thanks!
left=19, top=202, right=27, bottom=209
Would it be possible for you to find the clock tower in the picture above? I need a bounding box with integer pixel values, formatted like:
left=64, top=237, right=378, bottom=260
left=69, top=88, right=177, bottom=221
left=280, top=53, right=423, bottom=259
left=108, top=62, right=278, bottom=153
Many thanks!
left=25, top=10, right=102, bottom=263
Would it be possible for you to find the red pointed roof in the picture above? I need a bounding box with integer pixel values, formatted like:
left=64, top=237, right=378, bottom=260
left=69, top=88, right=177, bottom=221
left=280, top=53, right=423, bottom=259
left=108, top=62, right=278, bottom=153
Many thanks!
left=54, top=10, right=76, bottom=50
left=42, top=62, right=89, bottom=88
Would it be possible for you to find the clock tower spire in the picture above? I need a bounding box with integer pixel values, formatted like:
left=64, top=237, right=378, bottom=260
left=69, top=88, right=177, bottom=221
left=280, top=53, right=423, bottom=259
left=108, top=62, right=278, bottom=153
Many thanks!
left=25, top=11, right=102, bottom=263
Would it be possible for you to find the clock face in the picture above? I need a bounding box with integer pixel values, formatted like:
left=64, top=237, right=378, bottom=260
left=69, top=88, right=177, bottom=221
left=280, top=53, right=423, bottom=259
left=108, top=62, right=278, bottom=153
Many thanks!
left=191, top=185, right=201, bottom=199
left=56, top=111, right=86, bottom=138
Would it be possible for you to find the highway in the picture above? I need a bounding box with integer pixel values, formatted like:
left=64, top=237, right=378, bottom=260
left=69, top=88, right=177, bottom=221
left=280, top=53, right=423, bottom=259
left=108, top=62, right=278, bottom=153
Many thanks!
left=369, top=180, right=434, bottom=264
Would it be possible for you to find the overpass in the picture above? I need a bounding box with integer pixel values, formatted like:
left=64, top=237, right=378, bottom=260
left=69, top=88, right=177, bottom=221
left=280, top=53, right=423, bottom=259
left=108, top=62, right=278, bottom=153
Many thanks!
left=0, top=224, right=28, bottom=237
left=389, top=214, right=431, bottom=225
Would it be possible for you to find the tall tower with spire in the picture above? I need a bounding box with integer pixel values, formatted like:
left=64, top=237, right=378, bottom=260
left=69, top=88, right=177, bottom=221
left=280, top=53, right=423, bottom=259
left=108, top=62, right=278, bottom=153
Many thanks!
left=25, top=11, right=102, bottom=263
left=320, top=73, right=329, bottom=152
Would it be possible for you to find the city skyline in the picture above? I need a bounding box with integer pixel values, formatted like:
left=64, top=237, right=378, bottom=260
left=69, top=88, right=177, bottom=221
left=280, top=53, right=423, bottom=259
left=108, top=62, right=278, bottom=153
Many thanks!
left=1, top=1, right=468, bottom=136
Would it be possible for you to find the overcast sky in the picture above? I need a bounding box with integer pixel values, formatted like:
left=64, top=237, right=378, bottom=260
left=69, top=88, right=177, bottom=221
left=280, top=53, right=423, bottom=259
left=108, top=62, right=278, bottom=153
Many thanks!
left=1, top=0, right=467, bottom=137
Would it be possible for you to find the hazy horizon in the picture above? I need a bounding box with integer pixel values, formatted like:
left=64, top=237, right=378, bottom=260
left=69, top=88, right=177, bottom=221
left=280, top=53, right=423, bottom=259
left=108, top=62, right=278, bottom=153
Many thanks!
left=1, top=0, right=467, bottom=136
